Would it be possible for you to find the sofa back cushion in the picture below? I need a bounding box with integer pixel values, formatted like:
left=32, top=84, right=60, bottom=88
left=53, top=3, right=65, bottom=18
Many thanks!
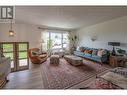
left=84, top=49, right=93, bottom=54
left=92, top=49, right=98, bottom=55
left=79, top=47, right=85, bottom=52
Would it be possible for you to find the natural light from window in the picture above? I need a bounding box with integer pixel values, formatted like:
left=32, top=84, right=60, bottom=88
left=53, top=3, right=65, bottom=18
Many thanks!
left=41, top=30, right=69, bottom=51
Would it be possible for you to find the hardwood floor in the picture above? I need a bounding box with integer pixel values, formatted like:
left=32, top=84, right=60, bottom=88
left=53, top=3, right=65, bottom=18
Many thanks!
left=3, top=59, right=110, bottom=89
left=4, top=63, right=44, bottom=89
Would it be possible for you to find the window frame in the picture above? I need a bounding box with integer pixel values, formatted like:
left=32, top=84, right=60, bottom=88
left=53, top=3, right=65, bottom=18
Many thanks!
left=41, top=31, right=69, bottom=50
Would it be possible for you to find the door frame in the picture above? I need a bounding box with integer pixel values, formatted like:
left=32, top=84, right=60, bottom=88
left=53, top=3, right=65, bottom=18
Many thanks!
left=0, top=42, right=29, bottom=72
left=0, top=42, right=16, bottom=72
left=16, top=42, right=29, bottom=71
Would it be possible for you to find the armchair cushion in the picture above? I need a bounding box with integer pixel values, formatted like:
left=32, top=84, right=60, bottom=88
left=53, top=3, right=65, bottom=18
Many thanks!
left=32, top=51, right=39, bottom=56
left=39, top=54, right=47, bottom=58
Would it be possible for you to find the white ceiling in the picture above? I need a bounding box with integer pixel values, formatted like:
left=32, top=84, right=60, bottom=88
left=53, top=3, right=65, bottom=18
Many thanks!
left=15, top=6, right=127, bottom=30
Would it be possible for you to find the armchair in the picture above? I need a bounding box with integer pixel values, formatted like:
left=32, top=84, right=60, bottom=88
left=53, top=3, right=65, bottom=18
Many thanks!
left=28, top=48, right=48, bottom=64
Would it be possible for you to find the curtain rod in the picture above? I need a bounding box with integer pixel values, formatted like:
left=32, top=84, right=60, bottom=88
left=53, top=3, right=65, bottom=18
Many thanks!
left=38, top=27, right=70, bottom=32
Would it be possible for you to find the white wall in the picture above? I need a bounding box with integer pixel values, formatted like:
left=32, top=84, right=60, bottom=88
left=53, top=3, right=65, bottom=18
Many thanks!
left=75, top=16, right=127, bottom=51
left=0, top=22, right=42, bottom=48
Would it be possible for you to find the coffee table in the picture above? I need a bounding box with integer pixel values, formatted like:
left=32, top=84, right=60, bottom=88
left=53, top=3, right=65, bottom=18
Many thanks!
left=64, top=55, right=83, bottom=66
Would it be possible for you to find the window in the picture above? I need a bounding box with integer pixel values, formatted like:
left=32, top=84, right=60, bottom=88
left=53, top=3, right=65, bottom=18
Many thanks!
left=63, top=33, right=69, bottom=48
left=41, top=30, right=69, bottom=51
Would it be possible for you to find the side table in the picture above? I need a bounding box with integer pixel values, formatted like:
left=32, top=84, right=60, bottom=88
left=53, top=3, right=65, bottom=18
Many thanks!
left=109, top=55, right=127, bottom=67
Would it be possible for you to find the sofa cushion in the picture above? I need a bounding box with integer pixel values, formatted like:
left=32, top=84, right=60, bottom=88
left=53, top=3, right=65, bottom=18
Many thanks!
left=84, top=49, right=92, bottom=54
left=85, top=53, right=92, bottom=57
left=74, top=51, right=85, bottom=56
left=79, top=47, right=85, bottom=52
left=91, top=55, right=101, bottom=62
left=92, top=55, right=101, bottom=59
left=97, top=49, right=106, bottom=57
left=92, top=49, right=98, bottom=55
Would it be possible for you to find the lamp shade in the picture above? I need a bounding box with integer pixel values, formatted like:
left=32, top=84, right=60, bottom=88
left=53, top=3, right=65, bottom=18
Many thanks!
left=9, top=30, right=14, bottom=37
left=108, top=42, right=120, bottom=46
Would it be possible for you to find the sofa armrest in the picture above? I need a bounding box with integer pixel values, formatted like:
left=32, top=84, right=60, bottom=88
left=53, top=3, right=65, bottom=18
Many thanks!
left=101, top=54, right=109, bottom=63
left=0, top=57, right=11, bottom=79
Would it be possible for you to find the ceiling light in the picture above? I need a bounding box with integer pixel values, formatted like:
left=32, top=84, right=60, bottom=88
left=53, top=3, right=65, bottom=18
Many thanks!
left=9, top=19, right=14, bottom=37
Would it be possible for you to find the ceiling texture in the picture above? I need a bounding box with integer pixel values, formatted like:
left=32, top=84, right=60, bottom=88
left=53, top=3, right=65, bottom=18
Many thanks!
left=15, top=6, right=127, bottom=30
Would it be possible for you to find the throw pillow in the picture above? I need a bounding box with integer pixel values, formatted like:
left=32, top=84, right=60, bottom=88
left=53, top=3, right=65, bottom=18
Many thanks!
left=79, top=47, right=85, bottom=52
left=84, top=49, right=89, bottom=53
left=97, top=49, right=105, bottom=57
left=84, top=49, right=92, bottom=54
left=76, top=46, right=80, bottom=51
left=92, top=49, right=98, bottom=55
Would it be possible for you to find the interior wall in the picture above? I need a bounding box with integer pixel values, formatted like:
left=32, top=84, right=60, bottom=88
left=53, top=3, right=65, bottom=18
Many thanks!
left=74, top=16, right=127, bottom=51
left=0, top=22, right=41, bottom=48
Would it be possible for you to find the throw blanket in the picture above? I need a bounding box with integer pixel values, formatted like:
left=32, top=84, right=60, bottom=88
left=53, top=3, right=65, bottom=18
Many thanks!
left=101, top=71, right=127, bottom=89
left=86, top=67, right=127, bottom=89
left=85, top=77, right=121, bottom=89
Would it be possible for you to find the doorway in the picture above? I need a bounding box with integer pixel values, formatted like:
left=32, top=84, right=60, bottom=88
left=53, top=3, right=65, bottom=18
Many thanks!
left=0, top=42, right=29, bottom=72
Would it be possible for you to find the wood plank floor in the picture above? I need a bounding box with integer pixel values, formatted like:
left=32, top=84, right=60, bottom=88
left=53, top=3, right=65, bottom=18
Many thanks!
left=4, top=63, right=45, bottom=89
left=3, top=59, right=110, bottom=89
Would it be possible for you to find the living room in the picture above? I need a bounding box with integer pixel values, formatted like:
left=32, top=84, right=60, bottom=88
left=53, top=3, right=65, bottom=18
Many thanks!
left=0, top=6, right=127, bottom=90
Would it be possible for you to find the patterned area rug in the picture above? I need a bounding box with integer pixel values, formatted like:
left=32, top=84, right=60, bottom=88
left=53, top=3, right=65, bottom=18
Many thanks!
left=41, top=58, right=110, bottom=89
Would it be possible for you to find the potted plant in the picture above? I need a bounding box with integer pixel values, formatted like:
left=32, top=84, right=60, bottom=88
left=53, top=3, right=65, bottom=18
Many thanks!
left=68, top=35, right=78, bottom=54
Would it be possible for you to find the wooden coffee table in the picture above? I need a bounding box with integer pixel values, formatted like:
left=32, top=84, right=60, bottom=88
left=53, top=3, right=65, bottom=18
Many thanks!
left=64, top=55, right=83, bottom=66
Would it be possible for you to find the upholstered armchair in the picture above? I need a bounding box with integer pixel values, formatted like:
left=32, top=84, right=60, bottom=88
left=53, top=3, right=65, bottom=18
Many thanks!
left=28, top=48, right=48, bottom=64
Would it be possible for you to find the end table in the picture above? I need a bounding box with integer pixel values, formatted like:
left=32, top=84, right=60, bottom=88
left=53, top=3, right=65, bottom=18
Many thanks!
left=109, top=55, right=127, bottom=67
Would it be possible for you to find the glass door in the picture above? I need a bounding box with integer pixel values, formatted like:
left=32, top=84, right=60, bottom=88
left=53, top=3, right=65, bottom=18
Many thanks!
left=0, top=43, right=16, bottom=71
left=0, top=42, right=29, bottom=72
left=16, top=42, right=29, bottom=70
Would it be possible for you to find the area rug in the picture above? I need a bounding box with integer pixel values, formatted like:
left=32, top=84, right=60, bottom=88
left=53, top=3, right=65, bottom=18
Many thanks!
left=41, top=58, right=111, bottom=89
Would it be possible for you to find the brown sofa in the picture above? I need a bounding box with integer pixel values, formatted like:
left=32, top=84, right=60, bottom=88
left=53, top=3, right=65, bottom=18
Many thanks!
left=28, top=48, right=48, bottom=64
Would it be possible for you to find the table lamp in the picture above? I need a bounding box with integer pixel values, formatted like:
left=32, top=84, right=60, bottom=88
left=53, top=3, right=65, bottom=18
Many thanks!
left=108, top=42, right=120, bottom=56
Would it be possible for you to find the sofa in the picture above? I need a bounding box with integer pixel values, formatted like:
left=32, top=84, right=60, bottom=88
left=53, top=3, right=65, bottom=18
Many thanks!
left=74, top=47, right=110, bottom=63
left=0, top=57, right=11, bottom=88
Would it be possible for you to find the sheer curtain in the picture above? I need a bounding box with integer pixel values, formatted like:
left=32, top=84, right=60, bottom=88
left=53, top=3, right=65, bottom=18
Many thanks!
left=41, top=29, right=70, bottom=55
left=41, top=30, right=49, bottom=51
